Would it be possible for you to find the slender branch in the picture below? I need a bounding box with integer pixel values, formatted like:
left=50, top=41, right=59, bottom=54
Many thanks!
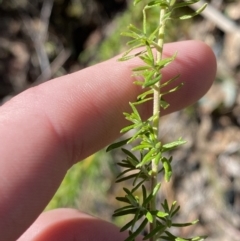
left=150, top=6, right=166, bottom=241
left=110, top=1, right=207, bottom=240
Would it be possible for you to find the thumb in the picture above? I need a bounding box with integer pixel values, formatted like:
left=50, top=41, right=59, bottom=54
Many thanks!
left=17, top=208, right=143, bottom=241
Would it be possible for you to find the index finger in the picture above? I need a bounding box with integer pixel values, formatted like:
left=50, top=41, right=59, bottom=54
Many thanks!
left=0, top=40, right=216, bottom=240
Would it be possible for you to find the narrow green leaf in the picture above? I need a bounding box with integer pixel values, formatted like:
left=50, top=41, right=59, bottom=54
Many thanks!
left=125, top=218, right=148, bottom=241
left=131, top=143, right=152, bottom=151
left=120, top=214, right=143, bottom=232
left=146, top=41, right=154, bottom=63
left=122, top=188, right=140, bottom=207
left=179, top=3, right=207, bottom=20
left=143, top=183, right=160, bottom=206
left=154, top=151, right=162, bottom=165
left=170, top=203, right=180, bottom=217
left=169, top=0, right=176, bottom=7
left=133, top=80, right=144, bottom=86
left=142, top=185, right=147, bottom=201
left=146, top=211, right=153, bottom=223
left=161, top=82, right=184, bottom=96
left=121, top=31, right=139, bottom=39
left=132, top=171, right=143, bottom=186
left=129, top=102, right=141, bottom=120
left=143, top=70, right=154, bottom=81
left=170, top=200, right=177, bottom=210
left=160, top=98, right=170, bottom=109
left=118, top=48, right=145, bottom=61
left=156, top=52, right=177, bottom=70
left=153, top=182, right=161, bottom=195
left=142, top=193, right=153, bottom=207
left=126, top=156, right=139, bottom=167
left=136, top=148, right=156, bottom=167
left=161, top=74, right=180, bottom=88
left=114, top=205, right=135, bottom=213
left=120, top=124, right=136, bottom=133
left=139, top=54, right=155, bottom=66
left=133, top=171, right=149, bottom=186
left=175, top=238, right=188, bottom=241
left=116, top=196, right=130, bottom=204
left=131, top=208, right=142, bottom=232
left=143, top=223, right=166, bottom=240
left=117, top=162, right=132, bottom=168
left=133, top=97, right=153, bottom=105
left=164, top=11, right=172, bottom=21
left=143, top=73, right=162, bottom=87
left=127, top=157, right=139, bottom=169
left=163, top=157, right=172, bottom=182
left=106, top=138, right=131, bottom=152
left=120, top=212, right=143, bottom=232
left=190, top=236, right=207, bottom=241
left=149, top=24, right=161, bottom=41
left=127, top=128, right=146, bottom=144
left=162, top=199, right=170, bottom=213
left=131, top=179, right=145, bottom=193
left=119, top=122, right=132, bottom=132
left=126, top=195, right=138, bottom=207
left=123, top=187, right=134, bottom=196
left=156, top=211, right=168, bottom=218
left=120, top=219, right=134, bottom=232
left=162, top=138, right=186, bottom=152
left=124, top=113, right=141, bottom=123
left=152, top=41, right=163, bottom=53
left=119, top=54, right=136, bottom=62
left=116, top=173, right=139, bottom=183
left=172, top=219, right=198, bottom=227
left=137, top=89, right=154, bottom=100
left=122, top=148, right=139, bottom=165
left=126, top=38, right=141, bottom=47
left=118, top=159, right=130, bottom=165
left=128, top=24, right=144, bottom=35
left=172, top=0, right=199, bottom=10
left=121, top=44, right=143, bottom=57
left=116, top=168, right=133, bottom=179
left=147, top=0, right=169, bottom=8
left=133, top=0, right=142, bottom=5
left=163, top=231, right=176, bottom=238
left=132, top=65, right=152, bottom=72
left=113, top=207, right=138, bottom=217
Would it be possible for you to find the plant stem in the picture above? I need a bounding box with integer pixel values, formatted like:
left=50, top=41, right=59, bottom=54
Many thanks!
left=150, top=6, right=166, bottom=241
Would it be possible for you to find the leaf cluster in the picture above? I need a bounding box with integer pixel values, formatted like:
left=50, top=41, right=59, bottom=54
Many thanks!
left=107, top=0, right=207, bottom=240
left=107, top=110, right=187, bottom=240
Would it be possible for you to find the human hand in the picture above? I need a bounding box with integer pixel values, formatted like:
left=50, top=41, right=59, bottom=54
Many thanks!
left=0, top=41, right=216, bottom=241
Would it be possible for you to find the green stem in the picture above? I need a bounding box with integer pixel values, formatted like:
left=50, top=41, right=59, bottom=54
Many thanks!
left=150, top=6, right=166, bottom=241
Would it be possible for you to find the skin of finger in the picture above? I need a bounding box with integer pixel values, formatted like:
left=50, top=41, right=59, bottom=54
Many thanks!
left=17, top=208, right=143, bottom=241
left=0, top=41, right=216, bottom=240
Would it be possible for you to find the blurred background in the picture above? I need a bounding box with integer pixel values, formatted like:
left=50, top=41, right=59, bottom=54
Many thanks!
left=0, top=0, right=240, bottom=240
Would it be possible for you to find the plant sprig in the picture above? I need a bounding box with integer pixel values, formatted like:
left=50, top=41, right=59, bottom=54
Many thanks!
left=107, top=1, right=207, bottom=240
